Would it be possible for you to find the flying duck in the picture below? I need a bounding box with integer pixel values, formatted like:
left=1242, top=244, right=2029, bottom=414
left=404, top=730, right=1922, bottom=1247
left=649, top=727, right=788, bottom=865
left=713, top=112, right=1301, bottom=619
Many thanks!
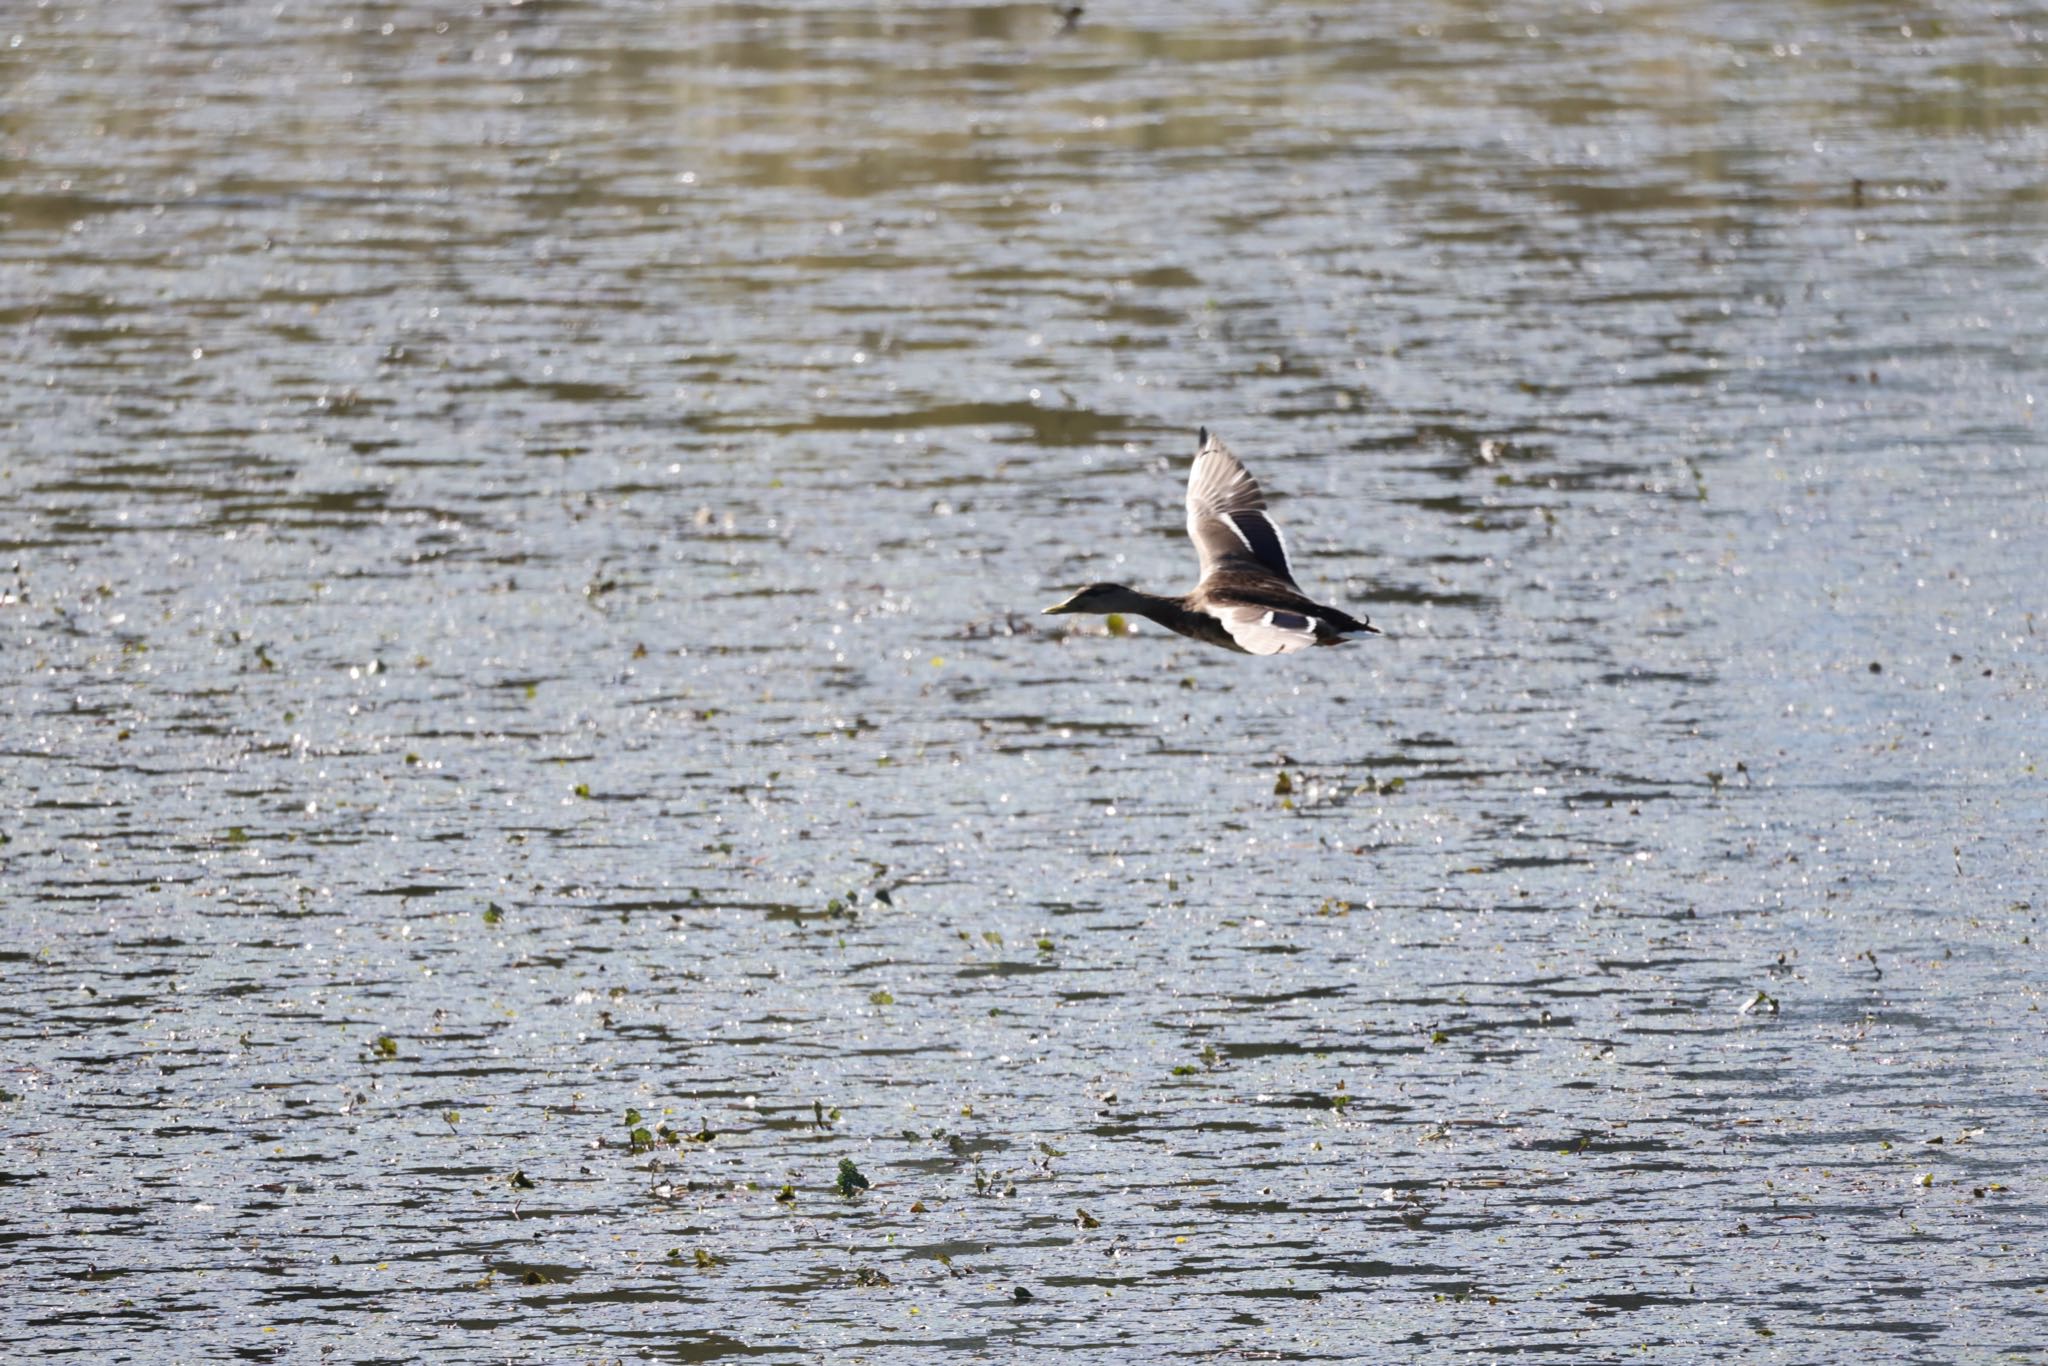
left=1044, top=428, right=1378, bottom=654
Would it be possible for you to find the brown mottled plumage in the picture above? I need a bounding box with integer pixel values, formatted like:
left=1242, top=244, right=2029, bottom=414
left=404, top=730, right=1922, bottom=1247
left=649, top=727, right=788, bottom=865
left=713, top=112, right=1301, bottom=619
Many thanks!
left=1044, top=429, right=1377, bottom=654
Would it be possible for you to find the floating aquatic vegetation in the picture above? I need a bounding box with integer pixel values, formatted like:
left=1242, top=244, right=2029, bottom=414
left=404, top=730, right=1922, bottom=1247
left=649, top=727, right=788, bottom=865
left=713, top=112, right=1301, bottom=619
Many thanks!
left=775, top=1184, right=796, bottom=1204
left=622, top=1107, right=668, bottom=1151
left=370, top=1035, right=398, bottom=1059
left=851, top=1266, right=891, bottom=1287
left=836, top=1158, right=871, bottom=1197
left=508, top=1169, right=535, bottom=1190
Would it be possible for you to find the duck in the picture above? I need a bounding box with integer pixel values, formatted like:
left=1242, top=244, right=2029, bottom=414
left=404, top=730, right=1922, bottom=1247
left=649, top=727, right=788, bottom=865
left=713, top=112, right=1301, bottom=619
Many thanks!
left=1044, top=428, right=1378, bottom=654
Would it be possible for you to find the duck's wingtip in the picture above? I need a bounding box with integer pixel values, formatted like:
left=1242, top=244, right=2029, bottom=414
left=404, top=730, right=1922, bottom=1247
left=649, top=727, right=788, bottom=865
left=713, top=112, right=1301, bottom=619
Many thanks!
left=1196, top=424, right=1209, bottom=449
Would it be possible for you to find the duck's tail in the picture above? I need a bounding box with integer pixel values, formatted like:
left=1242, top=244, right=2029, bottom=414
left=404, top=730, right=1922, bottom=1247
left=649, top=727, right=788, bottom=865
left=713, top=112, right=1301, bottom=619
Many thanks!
left=1314, top=613, right=1380, bottom=647
left=1330, top=608, right=1380, bottom=637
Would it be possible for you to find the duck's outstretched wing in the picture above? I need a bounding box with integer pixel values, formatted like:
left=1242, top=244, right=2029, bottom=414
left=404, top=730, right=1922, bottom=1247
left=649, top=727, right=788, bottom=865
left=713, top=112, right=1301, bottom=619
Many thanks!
left=1185, top=428, right=1295, bottom=585
left=1209, top=601, right=1322, bottom=655
left=1205, top=577, right=1380, bottom=654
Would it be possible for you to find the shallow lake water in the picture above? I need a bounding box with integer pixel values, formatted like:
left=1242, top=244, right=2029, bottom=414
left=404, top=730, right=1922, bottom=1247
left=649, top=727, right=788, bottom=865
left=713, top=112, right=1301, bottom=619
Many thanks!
left=4, top=2, right=2045, bottom=1360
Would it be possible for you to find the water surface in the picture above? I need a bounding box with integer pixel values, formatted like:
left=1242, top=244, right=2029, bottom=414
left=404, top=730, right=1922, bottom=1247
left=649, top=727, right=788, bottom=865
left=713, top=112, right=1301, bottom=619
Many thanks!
left=4, top=2, right=2045, bottom=1360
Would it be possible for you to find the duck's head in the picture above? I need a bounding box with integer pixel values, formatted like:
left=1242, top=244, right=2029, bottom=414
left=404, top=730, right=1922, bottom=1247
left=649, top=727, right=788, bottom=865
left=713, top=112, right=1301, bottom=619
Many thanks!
left=1043, top=582, right=1134, bottom=616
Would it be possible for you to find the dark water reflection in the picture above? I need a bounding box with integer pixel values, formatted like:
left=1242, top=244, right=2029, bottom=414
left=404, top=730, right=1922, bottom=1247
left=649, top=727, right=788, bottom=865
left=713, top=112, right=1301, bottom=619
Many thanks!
left=5, top=1, right=2046, bottom=1360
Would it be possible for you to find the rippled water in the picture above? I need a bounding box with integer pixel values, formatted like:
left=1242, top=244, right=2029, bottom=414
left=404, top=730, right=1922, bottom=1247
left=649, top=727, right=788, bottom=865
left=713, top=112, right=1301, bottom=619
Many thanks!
left=5, top=2, right=2045, bottom=1360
